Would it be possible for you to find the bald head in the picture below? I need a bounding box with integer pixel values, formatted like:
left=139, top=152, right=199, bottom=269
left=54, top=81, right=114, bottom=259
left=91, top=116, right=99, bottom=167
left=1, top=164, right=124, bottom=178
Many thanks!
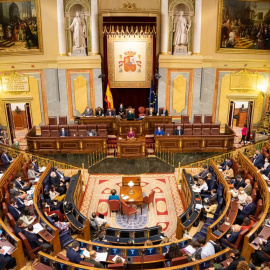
left=234, top=224, right=241, bottom=232
left=90, top=250, right=96, bottom=258
left=245, top=179, right=250, bottom=185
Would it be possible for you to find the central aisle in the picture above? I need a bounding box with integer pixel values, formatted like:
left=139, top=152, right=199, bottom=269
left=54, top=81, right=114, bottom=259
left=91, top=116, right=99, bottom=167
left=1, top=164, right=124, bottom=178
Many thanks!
left=80, top=173, right=183, bottom=240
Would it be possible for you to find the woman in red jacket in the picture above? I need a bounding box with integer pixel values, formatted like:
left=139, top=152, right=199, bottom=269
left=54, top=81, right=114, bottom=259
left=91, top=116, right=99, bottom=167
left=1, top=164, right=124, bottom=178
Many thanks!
left=239, top=124, right=247, bottom=145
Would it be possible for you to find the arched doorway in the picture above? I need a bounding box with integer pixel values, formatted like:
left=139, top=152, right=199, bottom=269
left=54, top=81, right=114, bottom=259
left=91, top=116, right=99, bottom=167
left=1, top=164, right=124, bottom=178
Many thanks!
left=9, top=3, right=20, bottom=22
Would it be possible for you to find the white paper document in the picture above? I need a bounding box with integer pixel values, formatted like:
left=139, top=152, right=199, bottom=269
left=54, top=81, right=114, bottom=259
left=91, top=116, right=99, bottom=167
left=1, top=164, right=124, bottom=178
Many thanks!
left=96, top=252, right=108, bottom=262
left=123, top=195, right=129, bottom=200
left=2, top=246, right=10, bottom=255
left=82, top=249, right=90, bottom=257
left=112, top=255, right=125, bottom=263
left=33, top=223, right=44, bottom=234
left=183, top=245, right=196, bottom=255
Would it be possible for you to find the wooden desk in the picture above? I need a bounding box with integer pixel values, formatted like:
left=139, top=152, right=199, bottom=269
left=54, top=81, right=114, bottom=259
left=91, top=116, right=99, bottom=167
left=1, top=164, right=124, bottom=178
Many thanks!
left=107, top=254, right=165, bottom=264
left=122, top=176, right=141, bottom=186
left=218, top=201, right=238, bottom=234
left=0, top=237, right=16, bottom=254
left=120, top=186, right=143, bottom=214
left=117, top=138, right=145, bottom=159
left=249, top=226, right=270, bottom=250
left=38, top=229, right=54, bottom=242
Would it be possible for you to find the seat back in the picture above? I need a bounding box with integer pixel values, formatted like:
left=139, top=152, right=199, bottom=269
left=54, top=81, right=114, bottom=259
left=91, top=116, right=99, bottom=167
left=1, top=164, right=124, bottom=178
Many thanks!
left=121, top=201, right=134, bottom=216
left=193, top=127, right=201, bottom=135
left=253, top=199, right=262, bottom=219
left=108, top=200, right=120, bottom=211
left=202, top=128, right=211, bottom=135
left=4, top=192, right=10, bottom=205
left=138, top=107, right=145, bottom=114
left=18, top=232, right=39, bottom=259
left=125, top=108, right=135, bottom=115
left=49, top=116, right=57, bottom=125
left=41, top=125, right=50, bottom=137
left=80, top=261, right=94, bottom=267
left=59, top=116, right=67, bottom=125
left=78, top=130, right=87, bottom=137
left=7, top=213, right=15, bottom=227
left=234, top=228, right=249, bottom=249
left=2, top=202, right=8, bottom=217
left=68, top=125, right=78, bottom=137
left=204, top=115, right=213, bottom=124
left=181, top=115, right=189, bottom=124
left=56, top=253, right=70, bottom=261
left=164, top=124, right=174, bottom=135
left=251, top=189, right=257, bottom=202
left=148, top=190, right=155, bottom=204
left=107, top=264, right=125, bottom=269
left=98, top=129, right=107, bottom=137
left=193, top=114, right=202, bottom=124
left=211, top=128, right=220, bottom=135
left=170, top=256, right=189, bottom=266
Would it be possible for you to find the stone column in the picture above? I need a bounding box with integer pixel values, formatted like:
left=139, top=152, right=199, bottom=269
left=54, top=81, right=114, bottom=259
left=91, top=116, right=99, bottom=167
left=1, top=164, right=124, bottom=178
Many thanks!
left=57, top=0, right=67, bottom=55
left=91, top=0, right=99, bottom=54
left=161, top=0, right=168, bottom=54
left=193, top=0, right=202, bottom=54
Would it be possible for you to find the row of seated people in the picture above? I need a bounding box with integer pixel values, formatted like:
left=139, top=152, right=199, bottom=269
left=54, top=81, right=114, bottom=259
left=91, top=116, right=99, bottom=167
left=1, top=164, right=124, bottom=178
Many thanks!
left=192, top=160, right=270, bottom=266
left=154, top=122, right=221, bottom=136
left=40, top=124, right=107, bottom=137
left=1, top=155, right=75, bottom=262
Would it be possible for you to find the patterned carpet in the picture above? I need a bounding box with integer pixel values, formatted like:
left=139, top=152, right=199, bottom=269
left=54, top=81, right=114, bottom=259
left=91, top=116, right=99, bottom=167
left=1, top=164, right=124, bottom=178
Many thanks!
left=80, top=173, right=184, bottom=239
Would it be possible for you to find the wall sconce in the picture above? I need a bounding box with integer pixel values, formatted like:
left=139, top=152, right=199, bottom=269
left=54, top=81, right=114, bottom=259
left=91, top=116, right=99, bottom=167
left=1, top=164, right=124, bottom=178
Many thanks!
left=98, top=74, right=105, bottom=80
left=155, top=73, right=161, bottom=80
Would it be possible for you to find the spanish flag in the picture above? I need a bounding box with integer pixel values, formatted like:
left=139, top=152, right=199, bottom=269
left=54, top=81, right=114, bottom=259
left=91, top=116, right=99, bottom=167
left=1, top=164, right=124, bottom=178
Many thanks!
left=104, top=83, right=114, bottom=108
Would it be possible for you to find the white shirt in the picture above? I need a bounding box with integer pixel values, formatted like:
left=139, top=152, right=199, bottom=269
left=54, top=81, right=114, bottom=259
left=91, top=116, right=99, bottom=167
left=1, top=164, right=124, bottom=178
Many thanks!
left=198, top=182, right=208, bottom=192
left=201, top=242, right=215, bottom=259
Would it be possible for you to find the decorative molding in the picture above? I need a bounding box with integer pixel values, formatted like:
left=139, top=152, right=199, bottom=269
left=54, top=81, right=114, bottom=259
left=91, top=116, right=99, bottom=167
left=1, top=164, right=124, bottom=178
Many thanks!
left=115, top=2, right=144, bottom=11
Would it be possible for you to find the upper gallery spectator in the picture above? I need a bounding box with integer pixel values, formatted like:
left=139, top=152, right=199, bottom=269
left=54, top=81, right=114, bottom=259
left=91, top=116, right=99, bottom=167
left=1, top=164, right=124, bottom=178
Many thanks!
left=66, top=241, right=84, bottom=264
left=81, top=106, right=93, bottom=116
left=164, top=243, right=182, bottom=267
left=174, top=125, right=183, bottom=135
left=59, top=127, right=69, bottom=137
left=253, top=150, right=264, bottom=169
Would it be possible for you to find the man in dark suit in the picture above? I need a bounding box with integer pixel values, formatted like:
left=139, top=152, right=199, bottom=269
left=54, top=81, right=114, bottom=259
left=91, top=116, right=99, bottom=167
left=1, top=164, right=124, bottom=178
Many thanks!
left=260, top=157, right=270, bottom=176
left=204, top=189, right=217, bottom=204
left=59, top=127, right=69, bottom=137
left=13, top=175, right=28, bottom=192
left=252, top=236, right=270, bottom=266
left=161, top=107, right=168, bottom=116
left=220, top=224, right=241, bottom=248
left=174, top=126, right=183, bottom=135
left=193, top=165, right=209, bottom=181
left=14, top=219, right=26, bottom=237
left=81, top=107, right=93, bottom=116
left=105, top=108, right=115, bottom=116
left=218, top=158, right=232, bottom=171
left=88, top=251, right=104, bottom=268
left=96, top=107, right=103, bottom=117
left=32, top=159, right=40, bottom=173
left=54, top=167, right=70, bottom=182
left=233, top=175, right=246, bottom=190
left=50, top=171, right=66, bottom=195
left=24, top=224, right=51, bottom=252
left=1, top=150, right=13, bottom=168
left=118, top=104, right=125, bottom=118
left=14, top=175, right=31, bottom=192
left=236, top=196, right=256, bottom=224
left=253, top=150, right=264, bottom=169
left=15, top=195, right=25, bottom=212
left=66, top=241, right=84, bottom=264
left=8, top=200, right=21, bottom=221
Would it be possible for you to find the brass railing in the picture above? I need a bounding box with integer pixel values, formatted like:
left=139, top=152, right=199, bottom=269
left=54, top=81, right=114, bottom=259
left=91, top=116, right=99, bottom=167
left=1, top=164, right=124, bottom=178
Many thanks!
left=155, top=147, right=176, bottom=167
left=182, top=140, right=268, bottom=169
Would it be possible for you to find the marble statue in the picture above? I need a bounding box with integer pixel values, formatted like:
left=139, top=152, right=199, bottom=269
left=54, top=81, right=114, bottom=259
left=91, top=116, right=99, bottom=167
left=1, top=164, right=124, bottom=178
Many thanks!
left=67, top=11, right=86, bottom=55
left=173, top=11, right=191, bottom=55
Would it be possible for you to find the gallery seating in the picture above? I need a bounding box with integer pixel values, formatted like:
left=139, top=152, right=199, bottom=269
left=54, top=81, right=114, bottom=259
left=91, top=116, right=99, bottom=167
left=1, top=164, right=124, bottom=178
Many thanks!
left=48, top=116, right=57, bottom=125
left=108, top=200, right=120, bottom=216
